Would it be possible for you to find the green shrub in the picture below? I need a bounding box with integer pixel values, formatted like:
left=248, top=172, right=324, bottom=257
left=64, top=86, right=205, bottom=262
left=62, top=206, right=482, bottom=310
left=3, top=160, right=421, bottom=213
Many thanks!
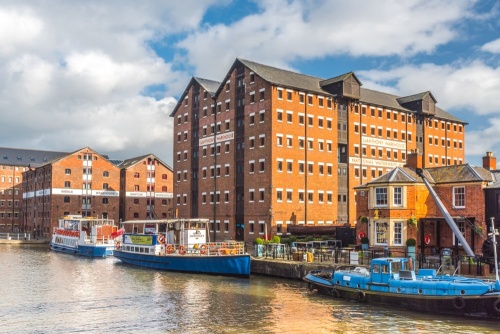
left=360, top=236, right=369, bottom=244
left=406, top=238, right=416, bottom=247
left=255, top=237, right=264, bottom=245
left=271, top=235, right=281, bottom=244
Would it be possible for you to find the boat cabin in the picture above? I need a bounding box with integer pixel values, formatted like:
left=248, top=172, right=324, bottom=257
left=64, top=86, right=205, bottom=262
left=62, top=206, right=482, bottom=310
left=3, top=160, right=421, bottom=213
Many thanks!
left=370, top=258, right=410, bottom=284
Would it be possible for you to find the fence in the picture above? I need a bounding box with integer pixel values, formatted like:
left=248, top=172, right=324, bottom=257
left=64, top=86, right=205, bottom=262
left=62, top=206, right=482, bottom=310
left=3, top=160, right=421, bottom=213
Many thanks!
left=252, top=243, right=496, bottom=276
left=0, top=233, right=31, bottom=241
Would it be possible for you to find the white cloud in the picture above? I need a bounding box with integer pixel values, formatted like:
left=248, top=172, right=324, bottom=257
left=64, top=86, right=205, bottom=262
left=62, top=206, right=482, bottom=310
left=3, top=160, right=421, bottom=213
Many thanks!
left=0, top=0, right=223, bottom=165
left=481, top=38, right=500, bottom=54
left=178, top=0, right=474, bottom=79
left=0, top=6, right=43, bottom=56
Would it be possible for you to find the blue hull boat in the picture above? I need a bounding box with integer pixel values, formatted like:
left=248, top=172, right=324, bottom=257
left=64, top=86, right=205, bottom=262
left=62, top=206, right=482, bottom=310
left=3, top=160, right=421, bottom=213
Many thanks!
left=113, top=249, right=250, bottom=277
left=114, top=218, right=251, bottom=278
left=304, top=257, right=500, bottom=319
left=50, top=215, right=122, bottom=258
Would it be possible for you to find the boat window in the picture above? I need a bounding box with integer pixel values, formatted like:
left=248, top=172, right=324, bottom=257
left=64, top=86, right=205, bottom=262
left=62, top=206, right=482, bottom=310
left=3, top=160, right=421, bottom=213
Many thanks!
left=382, top=264, right=389, bottom=274
left=391, top=262, right=403, bottom=273
left=140, top=247, right=144, bottom=253
left=372, top=264, right=380, bottom=274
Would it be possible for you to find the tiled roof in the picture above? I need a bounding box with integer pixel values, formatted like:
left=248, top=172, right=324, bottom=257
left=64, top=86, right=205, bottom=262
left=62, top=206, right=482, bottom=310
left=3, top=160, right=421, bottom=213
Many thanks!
left=425, top=164, right=493, bottom=183
left=0, top=147, right=68, bottom=167
left=194, top=77, right=220, bottom=96
left=237, top=58, right=464, bottom=123
left=486, top=171, right=500, bottom=188
left=117, top=153, right=172, bottom=171
left=358, top=164, right=492, bottom=188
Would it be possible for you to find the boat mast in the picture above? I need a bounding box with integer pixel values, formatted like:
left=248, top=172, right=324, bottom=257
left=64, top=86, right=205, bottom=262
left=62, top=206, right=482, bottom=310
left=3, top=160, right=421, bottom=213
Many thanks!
left=490, top=217, right=500, bottom=285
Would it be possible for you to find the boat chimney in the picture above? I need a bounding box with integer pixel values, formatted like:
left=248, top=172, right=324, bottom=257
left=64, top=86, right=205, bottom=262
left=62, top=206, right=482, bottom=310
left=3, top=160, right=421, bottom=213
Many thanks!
left=405, top=149, right=423, bottom=170
left=482, top=151, right=497, bottom=170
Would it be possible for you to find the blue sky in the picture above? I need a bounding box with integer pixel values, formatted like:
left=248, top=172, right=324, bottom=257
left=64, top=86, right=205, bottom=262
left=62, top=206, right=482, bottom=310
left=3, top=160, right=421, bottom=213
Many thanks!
left=1, top=0, right=499, bottom=167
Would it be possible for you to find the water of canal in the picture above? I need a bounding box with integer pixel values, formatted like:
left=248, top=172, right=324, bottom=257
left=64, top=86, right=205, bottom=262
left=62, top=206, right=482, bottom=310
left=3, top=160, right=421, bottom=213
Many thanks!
left=0, top=244, right=498, bottom=333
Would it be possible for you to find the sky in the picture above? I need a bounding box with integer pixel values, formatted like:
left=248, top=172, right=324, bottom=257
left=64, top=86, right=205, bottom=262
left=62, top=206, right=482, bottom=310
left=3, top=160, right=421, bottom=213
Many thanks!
left=1, top=0, right=500, bottom=167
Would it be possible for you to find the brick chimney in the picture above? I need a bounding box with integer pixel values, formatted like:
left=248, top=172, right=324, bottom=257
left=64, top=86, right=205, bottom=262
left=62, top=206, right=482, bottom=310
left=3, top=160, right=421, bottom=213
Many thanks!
left=405, top=149, right=423, bottom=169
left=482, top=151, right=497, bottom=170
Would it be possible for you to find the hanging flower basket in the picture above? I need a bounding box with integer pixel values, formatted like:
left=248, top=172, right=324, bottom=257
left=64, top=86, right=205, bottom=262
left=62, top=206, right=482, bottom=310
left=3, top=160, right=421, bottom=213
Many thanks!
left=359, top=216, right=368, bottom=224
left=407, top=217, right=418, bottom=229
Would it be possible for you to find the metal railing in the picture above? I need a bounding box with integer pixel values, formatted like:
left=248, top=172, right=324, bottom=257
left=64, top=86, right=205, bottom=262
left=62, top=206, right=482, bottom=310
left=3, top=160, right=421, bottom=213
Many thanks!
left=0, top=233, right=32, bottom=240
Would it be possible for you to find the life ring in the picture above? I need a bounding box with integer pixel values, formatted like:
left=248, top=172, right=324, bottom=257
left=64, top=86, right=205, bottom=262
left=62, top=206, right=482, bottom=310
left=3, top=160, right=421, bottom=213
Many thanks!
left=166, top=245, right=173, bottom=254
left=357, top=291, right=366, bottom=302
left=157, top=234, right=165, bottom=244
left=424, top=235, right=431, bottom=245
left=199, top=244, right=207, bottom=255
left=452, top=296, right=465, bottom=310
left=357, top=232, right=365, bottom=240
left=492, top=300, right=500, bottom=314
left=209, top=243, right=216, bottom=250
left=115, top=242, right=121, bottom=250
left=178, top=245, right=186, bottom=255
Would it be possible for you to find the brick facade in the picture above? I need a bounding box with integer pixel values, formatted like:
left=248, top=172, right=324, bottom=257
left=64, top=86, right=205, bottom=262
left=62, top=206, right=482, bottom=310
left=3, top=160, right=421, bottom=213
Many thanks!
left=171, top=58, right=466, bottom=243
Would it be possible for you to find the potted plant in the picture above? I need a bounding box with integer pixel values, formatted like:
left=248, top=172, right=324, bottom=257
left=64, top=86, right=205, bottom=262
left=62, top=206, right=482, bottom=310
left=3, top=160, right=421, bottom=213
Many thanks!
left=254, top=237, right=264, bottom=257
left=360, top=236, right=369, bottom=250
left=406, top=238, right=416, bottom=263
left=407, top=217, right=418, bottom=229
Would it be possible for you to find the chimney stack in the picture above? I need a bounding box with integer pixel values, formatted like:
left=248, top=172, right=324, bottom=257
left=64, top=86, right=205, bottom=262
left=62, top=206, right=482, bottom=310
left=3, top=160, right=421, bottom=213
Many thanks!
left=405, top=149, right=423, bottom=170
left=482, top=151, right=496, bottom=170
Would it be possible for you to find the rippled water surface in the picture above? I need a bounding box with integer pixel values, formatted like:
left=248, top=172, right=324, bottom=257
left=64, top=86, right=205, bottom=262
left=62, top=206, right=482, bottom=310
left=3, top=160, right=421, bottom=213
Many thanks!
left=1, top=245, right=499, bottom=333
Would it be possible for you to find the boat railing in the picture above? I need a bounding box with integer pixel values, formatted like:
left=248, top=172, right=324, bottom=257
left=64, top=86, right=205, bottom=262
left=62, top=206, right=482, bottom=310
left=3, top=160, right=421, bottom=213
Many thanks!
left=158, top=241, right=246, bottom=256
left=85, top=235, right=117, bottom=245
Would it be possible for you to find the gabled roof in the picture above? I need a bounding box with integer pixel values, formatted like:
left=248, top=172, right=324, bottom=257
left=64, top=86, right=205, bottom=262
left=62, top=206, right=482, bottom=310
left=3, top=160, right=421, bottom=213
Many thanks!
left=359, top=164, right=492, bottom=188
left=170, top=77, right=221, bottom=117
left=47, top=147, right=113, bottom=167
left=319, top=71, right=361, bottom=87
left=359, top=167, right=421, bottom=186
left=171, top=58, right=466, bottom=124
left=118, top=153, right=172, bottom=172
left=425, top=164, right=493, bottom=184
left=0, top=147, right=68, bottom=168
left=397, top=91, right=437, bottom=105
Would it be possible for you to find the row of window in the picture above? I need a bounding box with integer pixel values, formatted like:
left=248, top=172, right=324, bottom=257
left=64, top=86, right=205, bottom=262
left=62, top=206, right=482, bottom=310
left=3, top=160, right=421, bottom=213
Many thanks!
left=277, top=88, right=333, bottom=108
left=0, top=189, right=19, bottom=195
left=354, top=123, right=413, bottom=141
left=277, top=160, right=334, bottom=175
left=427, top=136, right=463, bottom=149
left=1, top=176, right=20, bottom=183
left=353, top=146, right=407, bottom=161
left=0, top=200, right=19, bottom=207
left=372, top=186, right=465, bottom=208
left=0, top=212, right=19, bottom=219
left=276, top=109, right=333, bottom=128
left=427, top=156, right=463, bottom=165
left=276, top=135, right=333, bottom=151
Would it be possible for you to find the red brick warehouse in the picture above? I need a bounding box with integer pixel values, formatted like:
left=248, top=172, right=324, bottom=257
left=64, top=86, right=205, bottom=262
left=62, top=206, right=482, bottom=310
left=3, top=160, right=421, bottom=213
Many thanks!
left=170, top=58, right=466, bottom=243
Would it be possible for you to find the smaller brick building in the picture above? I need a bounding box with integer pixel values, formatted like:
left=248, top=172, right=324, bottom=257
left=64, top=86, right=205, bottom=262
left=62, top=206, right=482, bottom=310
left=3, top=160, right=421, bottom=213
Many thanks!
left=23, top=147, right=121, bottom=237
left=355, top=151, right=493, bottom=256
left=118, top=154, right=174, bottom=222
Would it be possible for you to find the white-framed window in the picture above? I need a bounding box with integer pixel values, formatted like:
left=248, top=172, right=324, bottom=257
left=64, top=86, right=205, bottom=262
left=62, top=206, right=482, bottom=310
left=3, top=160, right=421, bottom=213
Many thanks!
left=453, top=186, right=465, bottom=208
left=393, top=221, right=403, bottom=246
left=393, top=187, right=402, bottom=206
left=375, top=221, right=388, bottom=245
left=375, top=187, right=388, bottom=206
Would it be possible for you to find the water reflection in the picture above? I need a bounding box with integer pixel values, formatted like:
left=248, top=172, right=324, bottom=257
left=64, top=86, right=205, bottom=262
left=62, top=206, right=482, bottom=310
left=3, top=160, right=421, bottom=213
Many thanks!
left=0, top=245, right=499, bottom=333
